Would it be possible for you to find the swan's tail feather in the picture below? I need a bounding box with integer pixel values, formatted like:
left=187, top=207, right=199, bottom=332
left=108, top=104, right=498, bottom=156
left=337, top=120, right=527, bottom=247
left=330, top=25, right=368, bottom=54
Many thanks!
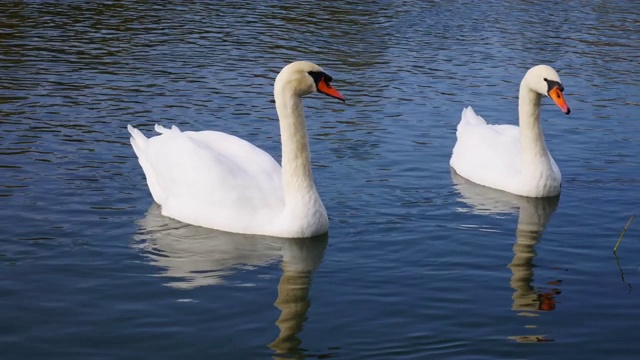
left=154, top=124, right=169, bottom=134
left=154, top=124, right=181, bottom=134
left=127, top=125, right=166, bottom=205
left=459, top=106, right=487, bottom=126
left=128, top=124, right=148, bottom=155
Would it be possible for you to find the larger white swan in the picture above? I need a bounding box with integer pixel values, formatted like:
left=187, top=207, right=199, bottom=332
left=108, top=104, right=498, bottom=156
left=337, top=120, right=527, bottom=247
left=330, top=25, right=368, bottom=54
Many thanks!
left=128, top=61, right=345, bottom=238
left=450, top=65, right=571, bottom=198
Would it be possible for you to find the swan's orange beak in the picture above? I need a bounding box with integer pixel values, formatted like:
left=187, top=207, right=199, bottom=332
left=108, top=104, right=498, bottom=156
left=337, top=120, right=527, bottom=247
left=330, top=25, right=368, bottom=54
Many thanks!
left=317, top=77, right=345, bottom=102
left=548, top=86, right=570, bottom=115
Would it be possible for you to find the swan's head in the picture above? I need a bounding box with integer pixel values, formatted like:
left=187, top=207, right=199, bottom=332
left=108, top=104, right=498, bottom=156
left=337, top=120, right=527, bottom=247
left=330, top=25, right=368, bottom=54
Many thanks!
left=275, top=61, right=345, bottom=102
left=525, top=65, right=570, bottom=115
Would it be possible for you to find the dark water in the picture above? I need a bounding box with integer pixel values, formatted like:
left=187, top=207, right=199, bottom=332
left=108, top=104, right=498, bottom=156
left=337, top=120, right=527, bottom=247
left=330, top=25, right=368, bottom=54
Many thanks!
left=1, top=1, right=639, bottom=359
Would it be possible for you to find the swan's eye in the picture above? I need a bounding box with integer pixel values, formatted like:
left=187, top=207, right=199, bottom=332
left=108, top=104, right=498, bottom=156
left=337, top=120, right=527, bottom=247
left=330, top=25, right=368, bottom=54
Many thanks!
left=308, top=71, right=332, bottom=86
left=543, top=78, right=563, bottom=93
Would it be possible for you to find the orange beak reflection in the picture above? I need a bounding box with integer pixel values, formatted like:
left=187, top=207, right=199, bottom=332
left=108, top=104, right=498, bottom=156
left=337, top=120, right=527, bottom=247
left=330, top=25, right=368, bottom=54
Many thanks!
left=548, top=86, right=570, bottom=115
left=317, top=77, right=345, bottom=102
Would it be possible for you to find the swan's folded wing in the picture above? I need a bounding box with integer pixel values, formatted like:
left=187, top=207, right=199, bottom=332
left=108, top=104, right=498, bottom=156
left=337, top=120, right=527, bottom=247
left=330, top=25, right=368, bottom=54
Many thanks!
left=186, top=130, right=283, bottom=189
left=141, top=129, right=284, bottom=230
left=451, top=121, right=522, bottom=189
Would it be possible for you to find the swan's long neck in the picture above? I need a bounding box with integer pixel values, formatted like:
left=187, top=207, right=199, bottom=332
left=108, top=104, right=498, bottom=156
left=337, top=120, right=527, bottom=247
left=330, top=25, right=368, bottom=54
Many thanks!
left=518, top=82, right=552, bottom=172
left=275, top=87, right=319, bottom=205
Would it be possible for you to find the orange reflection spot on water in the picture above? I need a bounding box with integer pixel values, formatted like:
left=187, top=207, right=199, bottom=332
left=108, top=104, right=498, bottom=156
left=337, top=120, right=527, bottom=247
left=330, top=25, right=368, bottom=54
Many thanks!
left=508, top=335, right=556, bottom=343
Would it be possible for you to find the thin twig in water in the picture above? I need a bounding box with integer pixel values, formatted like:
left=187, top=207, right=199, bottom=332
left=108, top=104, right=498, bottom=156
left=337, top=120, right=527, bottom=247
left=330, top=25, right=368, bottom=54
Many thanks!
left=613, top=251, right=633, bottom=294
left=613, top=213, right=636, bottom=254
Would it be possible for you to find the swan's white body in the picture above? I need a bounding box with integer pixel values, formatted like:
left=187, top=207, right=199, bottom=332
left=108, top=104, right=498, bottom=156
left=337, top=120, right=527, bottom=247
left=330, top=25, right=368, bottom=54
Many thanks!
left=450, top=65, right=570, bottom=198
left=128, top=61, right=344, bottom=238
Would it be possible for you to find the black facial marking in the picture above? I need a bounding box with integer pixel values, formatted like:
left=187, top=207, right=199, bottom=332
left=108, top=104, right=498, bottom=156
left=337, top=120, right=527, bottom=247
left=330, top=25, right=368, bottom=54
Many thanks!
left=543, top=78, right=564, bottom=92
left=308, top=71, right=333, bottom=86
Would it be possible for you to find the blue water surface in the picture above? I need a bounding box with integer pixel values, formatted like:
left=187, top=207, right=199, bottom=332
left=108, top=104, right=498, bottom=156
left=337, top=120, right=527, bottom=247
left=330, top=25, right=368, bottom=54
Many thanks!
left=1, top=1, right=639, bottom=359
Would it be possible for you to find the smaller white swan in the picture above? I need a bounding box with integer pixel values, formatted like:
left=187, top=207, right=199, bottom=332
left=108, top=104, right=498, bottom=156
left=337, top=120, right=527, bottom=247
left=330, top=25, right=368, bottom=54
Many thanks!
left=128, top=61, right=345, bottom=238
left=450, top=65, right=571, bottom=198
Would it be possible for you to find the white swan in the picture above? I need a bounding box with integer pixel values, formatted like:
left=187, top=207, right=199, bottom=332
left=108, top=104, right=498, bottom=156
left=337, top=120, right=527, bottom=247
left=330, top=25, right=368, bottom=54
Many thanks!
left=127, top=61, right=345, bottom=238
left=450, top=65, right=571, bottom=198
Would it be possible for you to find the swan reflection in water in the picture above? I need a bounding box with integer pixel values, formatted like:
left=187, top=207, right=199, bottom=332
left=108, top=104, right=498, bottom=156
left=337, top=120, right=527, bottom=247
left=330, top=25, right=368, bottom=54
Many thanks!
left=452, top=171, right=562, bottom=343
left=133, top=204, right=328, bottom=357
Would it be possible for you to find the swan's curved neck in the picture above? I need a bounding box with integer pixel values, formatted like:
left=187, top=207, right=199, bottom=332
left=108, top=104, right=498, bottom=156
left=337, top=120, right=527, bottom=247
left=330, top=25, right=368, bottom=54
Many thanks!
left=275, top=87, right=319, bottom=205
left=518, top=82, right=551, bottom=169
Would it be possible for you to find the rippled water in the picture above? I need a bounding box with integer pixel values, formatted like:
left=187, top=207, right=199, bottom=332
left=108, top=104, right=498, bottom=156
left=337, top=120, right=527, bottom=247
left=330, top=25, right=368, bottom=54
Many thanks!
left=1, top=1, right=639, bottom=359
